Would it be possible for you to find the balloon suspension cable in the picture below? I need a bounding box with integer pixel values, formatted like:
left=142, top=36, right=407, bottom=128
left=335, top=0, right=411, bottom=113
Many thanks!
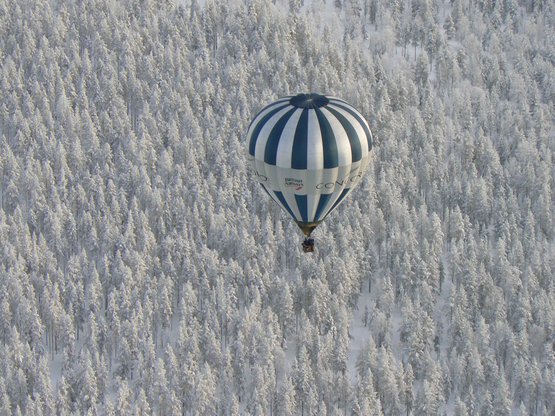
left=297, top=222, right=319, bottom=237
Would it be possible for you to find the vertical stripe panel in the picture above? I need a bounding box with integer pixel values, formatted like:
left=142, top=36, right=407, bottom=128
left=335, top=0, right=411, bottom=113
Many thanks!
left=315, top=108, right=339, bottom=169
left=325, top=188, right=351, bottom=218
left=254, top=106, right=292, bottom=162
left=291, top=109, right=309, bottom=169
left=248, top=103, right=290, bottom=155
left=306, top=110, right=324, bottom=170
left=328, top=99, right=373, bottom=151
left=328, top=104, right=369, bottom=156
left=264, top=108, right=297, bottom=165
left=272, top=191, right=297, bottom=221
left=325, top=106, right=363, bottom=162
left=307, top=193, right=319, bottom=222
left=314, top=193, right=332, bottom=222
left=321, top=107, right=352, bottom=167
left=276, top=109, right=304, bottom=168
left=294, top=194, right=309, bottom=222
left=280, top=189, right=303, bottom=221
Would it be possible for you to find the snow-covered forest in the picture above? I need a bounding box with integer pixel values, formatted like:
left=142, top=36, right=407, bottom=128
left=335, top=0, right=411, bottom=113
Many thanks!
left=1, top=0, right=554, bottom=414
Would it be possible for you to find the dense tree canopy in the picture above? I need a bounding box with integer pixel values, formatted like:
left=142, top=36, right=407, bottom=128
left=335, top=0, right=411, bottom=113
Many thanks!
left=0, top=0, right=554, bottom=414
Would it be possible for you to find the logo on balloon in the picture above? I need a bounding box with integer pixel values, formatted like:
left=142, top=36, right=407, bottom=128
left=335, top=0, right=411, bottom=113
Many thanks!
left=285, top=177, right=304, bottom=191
left=316, top=172, right=363, bottom=190
left=253, top=170, right=268, bottom=182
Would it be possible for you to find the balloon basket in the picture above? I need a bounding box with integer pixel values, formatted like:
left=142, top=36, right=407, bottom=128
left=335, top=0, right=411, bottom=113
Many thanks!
left=302, top=238, right=315, bottom=253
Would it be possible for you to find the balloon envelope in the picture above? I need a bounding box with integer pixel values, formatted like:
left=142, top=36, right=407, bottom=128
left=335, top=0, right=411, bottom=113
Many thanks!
left=247, top=93, right=372, bottom=235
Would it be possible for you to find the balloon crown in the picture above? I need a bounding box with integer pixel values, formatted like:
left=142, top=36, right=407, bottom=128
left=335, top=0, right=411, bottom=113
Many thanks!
left=289, top=93, right=329, bottom=109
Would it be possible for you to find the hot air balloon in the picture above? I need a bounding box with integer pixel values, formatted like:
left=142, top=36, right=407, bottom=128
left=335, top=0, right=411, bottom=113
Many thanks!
left=246, top=93, right=372, bottom=252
